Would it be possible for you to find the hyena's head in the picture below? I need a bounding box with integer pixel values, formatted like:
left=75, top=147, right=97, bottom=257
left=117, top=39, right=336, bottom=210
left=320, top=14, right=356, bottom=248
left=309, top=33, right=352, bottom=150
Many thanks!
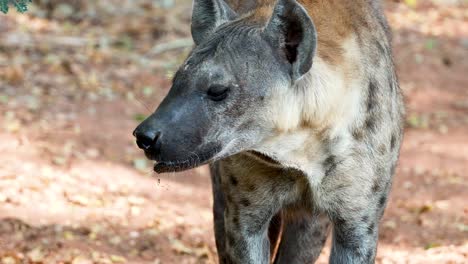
left=134, top=0, right=316, bottom=173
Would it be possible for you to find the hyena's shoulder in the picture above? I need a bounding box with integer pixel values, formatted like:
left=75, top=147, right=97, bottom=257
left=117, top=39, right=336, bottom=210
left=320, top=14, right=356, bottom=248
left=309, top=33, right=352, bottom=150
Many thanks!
left=301, top=0, right=391, bottom=65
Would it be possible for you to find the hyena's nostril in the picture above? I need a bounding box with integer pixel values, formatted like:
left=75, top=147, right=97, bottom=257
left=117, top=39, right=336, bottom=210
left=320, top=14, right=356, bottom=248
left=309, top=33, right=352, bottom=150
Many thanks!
left=135, top=131, right=161, bottom=151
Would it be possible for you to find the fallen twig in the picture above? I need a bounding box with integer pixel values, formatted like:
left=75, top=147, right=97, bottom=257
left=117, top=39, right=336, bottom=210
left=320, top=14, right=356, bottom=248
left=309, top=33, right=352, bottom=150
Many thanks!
left=147, top=38, right=193, bottom=55
left=2, top=33, right=91, bottom=48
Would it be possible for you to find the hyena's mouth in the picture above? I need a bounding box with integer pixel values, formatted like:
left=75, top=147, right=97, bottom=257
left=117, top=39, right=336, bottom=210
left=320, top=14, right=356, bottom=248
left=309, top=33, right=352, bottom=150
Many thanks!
left=153, top=147, right=221, bottom=173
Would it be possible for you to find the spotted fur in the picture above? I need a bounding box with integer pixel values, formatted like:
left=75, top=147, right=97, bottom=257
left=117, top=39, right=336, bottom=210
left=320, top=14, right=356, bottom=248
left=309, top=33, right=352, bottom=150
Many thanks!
left=134, top=0, right=404, bottom=263
left=210, top=0, right=404, bottom=263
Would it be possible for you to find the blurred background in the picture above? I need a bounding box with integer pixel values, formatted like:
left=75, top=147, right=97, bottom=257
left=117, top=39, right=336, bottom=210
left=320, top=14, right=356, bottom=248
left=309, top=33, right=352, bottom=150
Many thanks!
left=0, top=0, right=466, bottom=263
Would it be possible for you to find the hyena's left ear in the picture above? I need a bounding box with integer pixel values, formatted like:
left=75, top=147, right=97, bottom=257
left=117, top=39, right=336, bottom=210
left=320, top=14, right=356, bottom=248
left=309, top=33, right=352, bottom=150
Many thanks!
left=264, top=0, right=317, bottom=82
left=191, top=0, right=238, bottom=45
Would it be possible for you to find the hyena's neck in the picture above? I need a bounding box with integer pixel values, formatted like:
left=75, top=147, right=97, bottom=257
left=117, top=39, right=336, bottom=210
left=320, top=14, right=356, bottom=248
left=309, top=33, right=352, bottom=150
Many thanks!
left=256, top=49, right=369, bottom=180
left=270, top=42, right=366, bottom=134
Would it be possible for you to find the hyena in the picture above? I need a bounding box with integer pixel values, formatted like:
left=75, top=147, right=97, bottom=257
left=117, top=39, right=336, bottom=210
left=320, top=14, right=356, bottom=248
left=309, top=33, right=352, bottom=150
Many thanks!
left=134, top=0, right=404, bottom=263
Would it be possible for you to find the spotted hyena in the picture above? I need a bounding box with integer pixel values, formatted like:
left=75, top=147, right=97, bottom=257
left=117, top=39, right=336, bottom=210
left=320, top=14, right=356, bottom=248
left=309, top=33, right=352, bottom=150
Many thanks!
left=133, top=0, right=404, bottom=263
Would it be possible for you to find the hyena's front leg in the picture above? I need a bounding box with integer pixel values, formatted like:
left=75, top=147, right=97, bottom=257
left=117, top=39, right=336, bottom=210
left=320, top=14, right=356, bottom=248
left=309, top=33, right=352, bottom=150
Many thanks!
left=274, top=210, right=330, bottom=264
left=212, top=162, right=273, bottom=264
left=221, top=177, right=279, bottom=263
left=210, top=163, right=228, bottom=262
left=329, top=210, right=381, bottom=264
left=214, top=157, right=302, bottom=264
left=327, top=177, right=392, bottom=264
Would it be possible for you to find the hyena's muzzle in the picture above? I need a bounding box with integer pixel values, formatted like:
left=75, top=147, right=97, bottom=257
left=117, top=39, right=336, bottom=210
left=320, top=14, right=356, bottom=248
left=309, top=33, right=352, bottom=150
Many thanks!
left=133, top=88, right=222, bottom=173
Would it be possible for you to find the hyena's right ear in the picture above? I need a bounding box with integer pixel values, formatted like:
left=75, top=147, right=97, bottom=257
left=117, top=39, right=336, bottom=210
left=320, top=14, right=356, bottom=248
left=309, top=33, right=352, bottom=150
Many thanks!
left=263, top=0, right=317, bottom=82
left=191, top=0, right=237, bottom=45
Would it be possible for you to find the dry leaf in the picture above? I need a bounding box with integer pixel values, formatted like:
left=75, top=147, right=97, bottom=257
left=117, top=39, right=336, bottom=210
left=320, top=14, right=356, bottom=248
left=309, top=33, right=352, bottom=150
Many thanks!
left=71, top=256, right=93, bottom=264
left=170, top=238, right=194, bottom=255
left=1, top=256, right=18, bottom=264
left=109, top=255, right=126, bottom=263
left=64, top=231, right=75, bottom=240
left=26, top=248, right=44, bottom=262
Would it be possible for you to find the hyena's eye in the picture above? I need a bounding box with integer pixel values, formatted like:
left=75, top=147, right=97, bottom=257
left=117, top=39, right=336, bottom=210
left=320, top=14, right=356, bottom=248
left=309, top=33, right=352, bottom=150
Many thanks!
left=207, top=85, right=230, bottom=102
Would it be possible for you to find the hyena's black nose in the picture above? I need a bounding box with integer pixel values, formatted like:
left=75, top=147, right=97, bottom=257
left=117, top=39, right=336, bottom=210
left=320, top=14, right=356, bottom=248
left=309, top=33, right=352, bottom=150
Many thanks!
left=134, top=130, right=161, bottom=152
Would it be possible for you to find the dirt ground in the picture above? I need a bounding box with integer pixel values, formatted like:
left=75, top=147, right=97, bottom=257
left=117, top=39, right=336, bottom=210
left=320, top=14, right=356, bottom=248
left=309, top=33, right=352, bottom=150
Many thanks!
left=0, top=0, right=467, bottom=263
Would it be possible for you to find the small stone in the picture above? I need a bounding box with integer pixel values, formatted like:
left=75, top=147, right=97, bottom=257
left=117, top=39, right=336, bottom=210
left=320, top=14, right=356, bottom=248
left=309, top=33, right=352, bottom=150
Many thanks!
left=127, top=195, right=145, bottom=205
left=142, top=86, right=154, bottom=97
left=402, top=181, right=413, bottom=189
left=109, top=235, right=122, bottom=245
left=133, top=158, right=148, bottom=172
left=438, top=124, right=448, bottom=134
left=413, top=166, right=425, bottom=176
left=129, top=231, right=140, bottom=238
left=86, top=148, right=100, bottom=158
left=383, top=220, right=397, bottom=229
left=130, top=206, right=141, bottom=216
left=52, top=156, right=67, bottom=166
